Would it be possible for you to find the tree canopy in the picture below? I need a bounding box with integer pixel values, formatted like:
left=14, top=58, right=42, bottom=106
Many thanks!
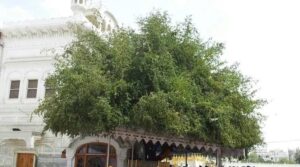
left=35, top=11, right=264, bottom=149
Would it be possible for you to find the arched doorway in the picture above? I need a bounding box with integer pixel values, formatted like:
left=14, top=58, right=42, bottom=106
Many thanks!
left=75, top=142, right=117, bottom=167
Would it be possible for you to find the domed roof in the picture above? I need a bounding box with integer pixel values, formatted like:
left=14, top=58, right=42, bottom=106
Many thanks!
left=71, top=0, right=102, bottom=15
left=70, top=0, right=118, bottom=33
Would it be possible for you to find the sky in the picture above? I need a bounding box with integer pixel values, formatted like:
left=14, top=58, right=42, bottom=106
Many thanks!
left=1, top=0, right=300, bottom=151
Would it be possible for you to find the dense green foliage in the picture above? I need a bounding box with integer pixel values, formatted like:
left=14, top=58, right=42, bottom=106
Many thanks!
left=35, top=11, right=264, bottom=148
left=278, top=157, right=295, bottom=164
left=244, top=152, right=295, bottom=164
left=244, top=152, right=265, bottom=163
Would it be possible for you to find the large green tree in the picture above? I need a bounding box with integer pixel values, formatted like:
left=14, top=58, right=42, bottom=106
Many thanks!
left=35, top=11, right=264, bottom=149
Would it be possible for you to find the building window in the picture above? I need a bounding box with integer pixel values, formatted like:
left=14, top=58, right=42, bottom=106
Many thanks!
left=45, top=82, right=54, bottom=97
left=75, top=143, right=117, bottom=167
left=27, top=79, right=38, bottom=98
left=9, top=80, right=20, bottom=99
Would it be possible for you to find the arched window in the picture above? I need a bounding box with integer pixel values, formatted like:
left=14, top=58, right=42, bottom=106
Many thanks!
left=75, top=142, right=117, bottom=167
left=107, top=24, right=111, bottom=32
left=101, top=20, right=106, bottom=32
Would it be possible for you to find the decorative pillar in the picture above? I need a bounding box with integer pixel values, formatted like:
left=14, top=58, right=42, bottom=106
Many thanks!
left=117, top=147, right=127, bottom=167
left=106, top=136, right=111, bottom=167
left=66, top=148, right=75, bottom=167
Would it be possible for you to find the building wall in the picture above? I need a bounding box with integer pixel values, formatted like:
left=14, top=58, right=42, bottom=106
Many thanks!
left=0, top=28, right=75, bottom=166
left=0, top=33, right=72, bottom=126
left=0, top=18, right=124, bottom=167
left=0, top=1, right=130, bottom=166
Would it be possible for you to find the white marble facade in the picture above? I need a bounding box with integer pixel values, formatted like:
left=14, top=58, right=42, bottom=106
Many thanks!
left=0, top=1, right=123, bottom=166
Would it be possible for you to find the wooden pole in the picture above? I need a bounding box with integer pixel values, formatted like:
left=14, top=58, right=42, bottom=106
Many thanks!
left=106, top=135, right=111, bottom=167
left=131, top=142, right=134, bottom=167
left=216, top=148, right=222, bottom=167
left=185, top=150, right=188, bottom=167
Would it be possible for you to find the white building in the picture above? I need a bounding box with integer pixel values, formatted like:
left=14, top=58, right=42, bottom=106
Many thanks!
left=251, top=146, right=289, bottom=162
left=259, top=150, right=289, bottom=162
left=0, top=1, right=122, bottom=166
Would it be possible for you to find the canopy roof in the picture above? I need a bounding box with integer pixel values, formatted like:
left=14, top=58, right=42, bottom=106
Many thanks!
left=112, top=128, right=244, bottom=157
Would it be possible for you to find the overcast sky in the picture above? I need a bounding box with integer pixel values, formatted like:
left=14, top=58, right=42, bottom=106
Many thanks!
left=1, top=0, right=300, bottom=151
